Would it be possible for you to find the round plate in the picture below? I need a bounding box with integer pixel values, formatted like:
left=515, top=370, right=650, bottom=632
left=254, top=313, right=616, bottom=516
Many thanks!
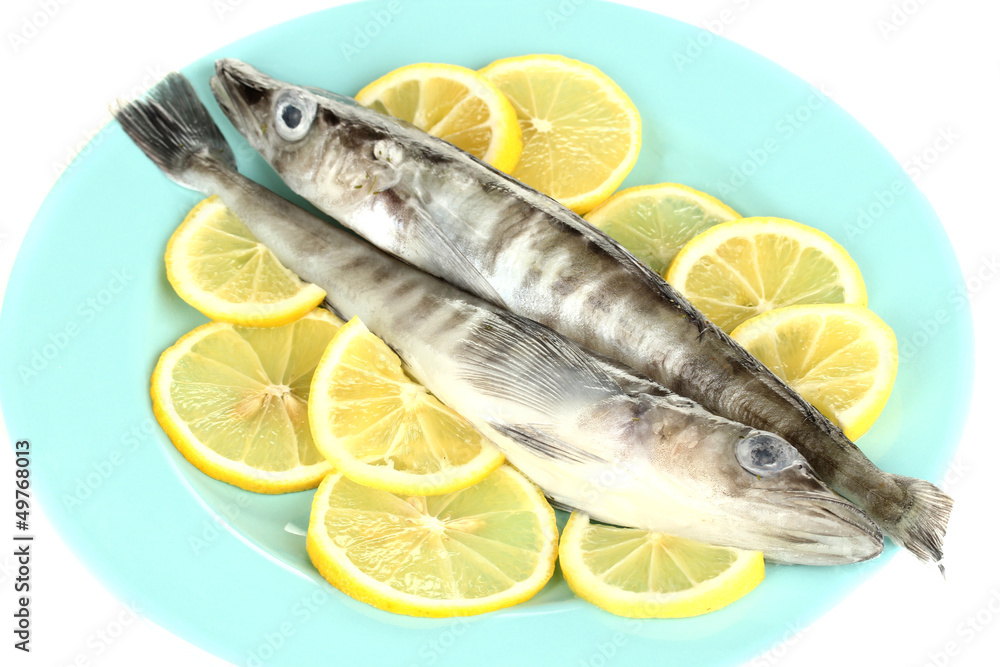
left=0, top=1, right=972, bottom=665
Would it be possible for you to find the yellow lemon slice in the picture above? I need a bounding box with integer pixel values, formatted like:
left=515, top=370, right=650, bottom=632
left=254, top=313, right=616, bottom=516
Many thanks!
left=151, top=309, right=342, bottom=493
left=585, top=183, right=740, bottom=275
left=356, top=62, right=522, bottom=172
left=306, top=465, right=559, bottom=617
left=730, top=304, right=898, bottom=441
left=480, top=54, right=642, bottom=214
left=558, top=512, right=764, bottom=618
left=667, top=217, right=867, bottom=333
left=165, top=196, right=327, bottom=327
left=308, top=317, right=504, bottom=495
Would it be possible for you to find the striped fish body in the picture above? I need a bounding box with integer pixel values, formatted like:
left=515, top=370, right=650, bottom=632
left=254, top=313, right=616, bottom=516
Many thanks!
left=115, top=72, right=884, bottom=565
left=210, top=59, right=952, bottom=566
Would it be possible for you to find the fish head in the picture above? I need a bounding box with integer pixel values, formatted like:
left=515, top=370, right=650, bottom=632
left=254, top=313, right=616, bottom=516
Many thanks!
left=211, top=59, right=400, bottom=211
left=686, top=427, right=884, bottom=565
left=583, top=395, right=884, bottom=565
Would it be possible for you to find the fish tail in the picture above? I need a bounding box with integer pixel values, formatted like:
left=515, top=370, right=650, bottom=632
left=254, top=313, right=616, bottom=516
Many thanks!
left=113, top=72, right=236, bottom=188
left=883, top=475, right=953, bottom=569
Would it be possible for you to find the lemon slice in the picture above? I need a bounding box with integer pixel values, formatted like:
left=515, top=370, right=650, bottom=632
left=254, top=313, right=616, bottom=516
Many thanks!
left=151, top=309, right=342, bottom=493
left=558, top=512, right=764, bottom=618
left=480, top=54, right=642, bottom=214
left=165, top=196, right=326, bottom=327
left=309, top=317, right=504, bottom=495
left=731, top=304, right=898, bottom=441
left=356, top=62, right=522, bottom=172
left=306, top=465, right=559, bottom=617
left=585, top=183, right=740, bottom=275
left=667, top=217, right=867, bottom=333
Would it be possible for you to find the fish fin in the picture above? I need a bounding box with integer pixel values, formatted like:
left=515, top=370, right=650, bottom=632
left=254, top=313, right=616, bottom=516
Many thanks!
left=521, top=186, right=712, bottom=327
left=592, top=356, right=676, bottom=398
left=454, top=310, right=622, bottom=413
left=458, top=308, right=676, bottom=402
left=487, top=421, right=610, bottom=466
left=883, top=475, right=953, bottom=566
left=545, top=498, right=578, bottom=514
left=402, top=202, right=509, bottom=308
left=321, top=299, right=348, bottom=323
left=537, top=188, right=818, bottom=411
left=114, top=72, right=236, bottom=188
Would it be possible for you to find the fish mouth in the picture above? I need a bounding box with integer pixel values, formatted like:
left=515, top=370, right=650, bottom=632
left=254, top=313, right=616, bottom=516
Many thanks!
left=794, top=493, right=883, bottom=543
left=211, top=59, right=275, bottom=145
left=769, top=491, right=884, bottom=565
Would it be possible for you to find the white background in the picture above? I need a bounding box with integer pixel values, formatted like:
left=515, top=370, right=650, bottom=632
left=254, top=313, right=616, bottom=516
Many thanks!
left=1, top=0, right=998, bottom=665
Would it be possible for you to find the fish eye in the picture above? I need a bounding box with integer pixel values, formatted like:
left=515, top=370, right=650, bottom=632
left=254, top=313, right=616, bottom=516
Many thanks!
left=736, top=432, right=802, bottom=476
left=273, top=89, right=316, bottom=142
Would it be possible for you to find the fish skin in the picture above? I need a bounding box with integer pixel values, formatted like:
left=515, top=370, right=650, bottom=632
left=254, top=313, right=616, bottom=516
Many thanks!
left=115, top=72, right=884, bottom=565
left=210, top=59, right=952, bottom=567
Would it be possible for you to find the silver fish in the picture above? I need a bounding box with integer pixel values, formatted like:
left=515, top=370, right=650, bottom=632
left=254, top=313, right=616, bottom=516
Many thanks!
left=116, top=73, right=883, bottom=565
left=210, top=59, right=952, bottom=567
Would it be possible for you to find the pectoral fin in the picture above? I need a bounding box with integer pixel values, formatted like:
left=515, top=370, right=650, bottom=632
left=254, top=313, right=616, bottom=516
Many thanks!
left=453, top=310, right=621, bottom=412
left=406, top=212, right=509, bottom=307
left=378, top=184, right=508, bottom=308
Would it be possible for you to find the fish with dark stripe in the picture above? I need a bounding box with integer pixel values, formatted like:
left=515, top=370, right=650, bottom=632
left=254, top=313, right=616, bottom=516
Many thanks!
left=115, top=72, right=883, bottom=565
left=210, top=59, right=952, bottom=568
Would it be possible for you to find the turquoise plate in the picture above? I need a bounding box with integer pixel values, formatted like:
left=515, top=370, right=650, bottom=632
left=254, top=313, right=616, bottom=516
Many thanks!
left=0, top=1, right=972, bottom=665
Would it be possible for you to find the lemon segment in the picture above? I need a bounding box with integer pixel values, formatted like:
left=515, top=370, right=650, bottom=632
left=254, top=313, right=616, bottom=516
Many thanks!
left=730, top=304, right=898, bottom=440
left=150, top=309, right=343, bottom=493
left=585, top=183, right=740, bottom=275
left=356, top=62, right=522, bottom=172
left=480, top=54, right=641, bottom=214
left=667, top=217, right=867, bottom=333
left=308, top=317, right=504, bottom=495
left=165, top=196, right=327, bottom=327
left=558, top=512, right=764, bottom=618
left=306, top=465, right=559, bottom=617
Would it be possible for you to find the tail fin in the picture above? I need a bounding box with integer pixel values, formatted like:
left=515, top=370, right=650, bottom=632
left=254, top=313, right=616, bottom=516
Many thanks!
left=113, top=72, right=236, bottom=188
left=885, top=475, right=953, bottom=571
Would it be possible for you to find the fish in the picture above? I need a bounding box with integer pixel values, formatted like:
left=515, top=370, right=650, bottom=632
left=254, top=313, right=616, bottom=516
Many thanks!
left=209, top=59, right=952, bottom=567
left=115, top=72, right=884, bottom=566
